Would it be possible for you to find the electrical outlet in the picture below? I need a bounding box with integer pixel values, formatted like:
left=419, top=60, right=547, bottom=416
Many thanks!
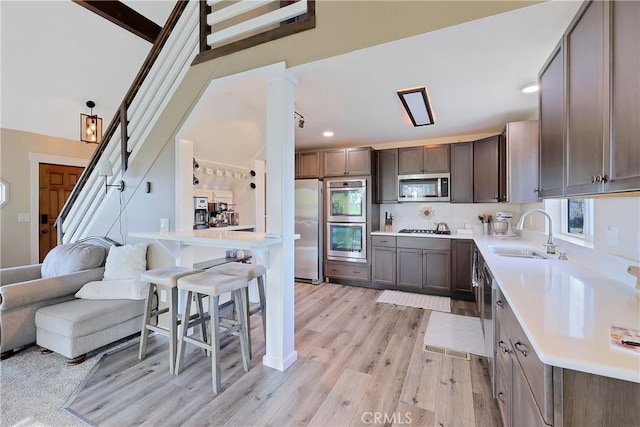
left=17, top=213, right=30, bottom=223
left=160, top=289, right=167, bottom=303
left=606, top=225, right=618, bottom=247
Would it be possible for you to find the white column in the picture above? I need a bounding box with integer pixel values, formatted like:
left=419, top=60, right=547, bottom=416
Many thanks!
left=262, top=69, right=297, bottom=371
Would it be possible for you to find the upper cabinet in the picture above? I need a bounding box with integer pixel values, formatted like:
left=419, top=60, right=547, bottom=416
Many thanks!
left=538, top=42, right=565, bottom=198
left=295, top=151, right=322, bottom=179
left=398, top=145, right=450, bottom=175
left=502, top=121, right=539, bottom=203
left=539, top=0, right=640, bottom=197
left=375, top=149, right=398, bottom=203
left=450, top=142, right=474, bottom=203
left=607, top=0, right=640, bottom=192
left=323, top=147, right=372, bottom=177
left=473, top=136, right=500, bottom=203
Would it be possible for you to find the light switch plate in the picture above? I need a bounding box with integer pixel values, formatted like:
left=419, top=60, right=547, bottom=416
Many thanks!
left=606, top=225, right=618, bottom=247
left=17, top=213, right=30, bottom=223
left=160, top=289, right=167, bottom=303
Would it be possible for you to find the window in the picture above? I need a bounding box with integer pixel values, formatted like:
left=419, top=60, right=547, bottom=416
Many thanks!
left=562, top=198, right=593, bottom=242
left=0, top=178, right=8, bottom=208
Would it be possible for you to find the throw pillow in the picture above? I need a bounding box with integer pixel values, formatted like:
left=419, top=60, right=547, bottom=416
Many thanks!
left=41, top=243, right=106, bottom=278
left=75, top=279, right=149, bottom=300
left=103, top=243, right=148, bottom=280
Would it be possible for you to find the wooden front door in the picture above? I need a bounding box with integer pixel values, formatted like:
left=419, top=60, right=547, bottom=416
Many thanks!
left=39, top=163, right=84, bottom=262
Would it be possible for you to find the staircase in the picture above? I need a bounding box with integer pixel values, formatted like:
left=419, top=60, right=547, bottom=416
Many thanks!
left=58, top=0, right=315, bottom=243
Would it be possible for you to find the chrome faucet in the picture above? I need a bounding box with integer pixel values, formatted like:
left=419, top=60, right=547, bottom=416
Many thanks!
left=515, top=209, right=558, bottom=254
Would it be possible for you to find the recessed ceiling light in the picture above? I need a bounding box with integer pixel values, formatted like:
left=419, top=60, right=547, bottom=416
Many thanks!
left=522, top=84, right=539, bottom=94
left=323, top=131, right=334, bottom=137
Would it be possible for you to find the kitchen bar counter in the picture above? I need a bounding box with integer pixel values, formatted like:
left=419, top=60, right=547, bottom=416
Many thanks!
left=473, top=236, right=640, bottom=383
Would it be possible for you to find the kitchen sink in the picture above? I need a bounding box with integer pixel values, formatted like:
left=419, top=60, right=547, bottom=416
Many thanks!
left=489, top=246, right=548, bottom=259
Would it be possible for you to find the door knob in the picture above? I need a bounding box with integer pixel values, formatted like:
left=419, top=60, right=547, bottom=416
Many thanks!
left=41, top=229, right=48, bottom=234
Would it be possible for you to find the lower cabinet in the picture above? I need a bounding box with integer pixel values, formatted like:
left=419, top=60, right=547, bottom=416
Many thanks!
left=396, top=248, right=423, bottom=289
left=452, top=239, right=474, bottom=299
left=372, top=246, right=396, bottom=286
left=324, top=261, right=370, bottom=282
left=396, top=237, right=451, bottom=293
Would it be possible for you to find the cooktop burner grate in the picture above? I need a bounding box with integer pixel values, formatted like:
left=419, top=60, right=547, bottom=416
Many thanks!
left=398, top=229, right=451, bottom=235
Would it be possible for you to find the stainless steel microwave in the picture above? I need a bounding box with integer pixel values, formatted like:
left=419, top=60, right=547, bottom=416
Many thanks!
left=398, top=173, right=450, bottom=202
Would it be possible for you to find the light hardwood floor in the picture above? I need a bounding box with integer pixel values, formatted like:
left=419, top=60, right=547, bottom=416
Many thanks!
left=65, top=283, right=501, bottom=427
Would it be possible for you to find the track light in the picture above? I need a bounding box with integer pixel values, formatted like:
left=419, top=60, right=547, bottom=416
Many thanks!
left=294, top=111, right=305, bottom=128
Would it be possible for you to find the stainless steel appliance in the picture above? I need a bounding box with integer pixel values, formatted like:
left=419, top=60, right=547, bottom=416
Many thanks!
left=326, top=179, right=367, bottom=223
left=398, top=228, right=451, bottom=235
left=208, top=202, right=229, bottom=227
left=492, top=211, right=516, bottom=236
left=193, top=197, right=209, bottom=229
left=397, top=173, right=450, bottom=202
left=294, top=179, right=324, bottom=284
left=326, top=222, right=367, bottom=263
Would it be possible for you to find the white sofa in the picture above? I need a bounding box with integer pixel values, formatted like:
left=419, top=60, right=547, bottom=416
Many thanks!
left=0, top=238, right=112, bottom=357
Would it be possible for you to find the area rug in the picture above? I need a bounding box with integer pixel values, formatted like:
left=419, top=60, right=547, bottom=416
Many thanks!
left=423, top=311, right=489, bottom=357
left=0, top=335, right=139, bottom=427
left=376, top=290, right=451, bottom=313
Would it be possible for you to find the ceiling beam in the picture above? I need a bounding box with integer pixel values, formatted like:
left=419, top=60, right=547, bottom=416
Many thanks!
left=73, top=1, right=162, bottom=44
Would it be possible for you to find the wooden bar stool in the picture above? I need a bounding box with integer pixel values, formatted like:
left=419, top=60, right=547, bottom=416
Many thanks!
left=210, top=262, right=267, bottom=348
left=175, top=272, right=250, bottom=394
left=138, top=266, right=203, bottom=374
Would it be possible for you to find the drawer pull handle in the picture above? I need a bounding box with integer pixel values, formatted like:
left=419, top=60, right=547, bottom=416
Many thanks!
left=497, top=392, right=506, bottom=403
left=352, top=271, right=360, bottom=274
left=379, top=240, right=388, bottom=243
left=498, top=340, right=509, bottom=354
left=514, top=341, right=528, bottom=357
left=496, top=300, right=504, bottom=308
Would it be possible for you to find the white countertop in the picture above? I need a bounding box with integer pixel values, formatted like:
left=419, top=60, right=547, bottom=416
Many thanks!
left=129, top=229, right=285, bottom=250
left=473, top=236, right=640, bottom=383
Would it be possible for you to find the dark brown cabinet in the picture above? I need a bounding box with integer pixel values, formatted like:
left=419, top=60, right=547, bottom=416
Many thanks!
left=538, top=42, right=566, bottom=198
left=372, top=236, right=396, bottom=286
left=538, top=0, right=640, bottom=197
left=565, top=0, right=606, bottom=196
left=451, top=239, right=473, bottom=299
left=473, top=136, right=500, bottom=203
left=323, top=147, right=371, bottom=177
left=396, top=237, right=451, bottom=293
left=398, top=145, right=450, bottom=175
left=450, top=142, right=474, bottom=203
left=295, top=151, right=322, bottom=178
left=374, top=149, right=398, bottom=203
left=501, top=121, right=540, bottom=202
left=606, top=0, right=640, bottom=192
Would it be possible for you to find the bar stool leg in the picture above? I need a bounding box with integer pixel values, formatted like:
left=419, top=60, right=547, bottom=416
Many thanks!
left=138, top=283, right=155, bottom=361
left=196, top=293, right=208, bottom=352
left=175, top=290, right=193, bottom=375
left=168, top=287, right=178, bottom=374
left=235, top=288, right=251, bottom=372
left=257, top=276, right=267, bottom=339
left=210, top=295, right=221, bottom=393
left=243, top=287, right=252, bottom=359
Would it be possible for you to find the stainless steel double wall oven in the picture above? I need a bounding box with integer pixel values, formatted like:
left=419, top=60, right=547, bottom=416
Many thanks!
left=325, top=178, right=367, bottom=263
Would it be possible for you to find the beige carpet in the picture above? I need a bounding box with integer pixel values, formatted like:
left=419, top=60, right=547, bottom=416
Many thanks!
left=376, top=290, right=451, bottom=312
left=0, top=335, right=139, bottom=427
left=424, top=311, right=489, bottom=357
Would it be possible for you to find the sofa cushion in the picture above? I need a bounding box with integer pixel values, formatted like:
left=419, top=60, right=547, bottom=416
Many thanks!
left=41, top=243, right=106, bottom=278
left=103, top=243, right=147, bottom=280
left=75, top=279, right=148, bottom=300
left=35, top=298, right=145, bottom=339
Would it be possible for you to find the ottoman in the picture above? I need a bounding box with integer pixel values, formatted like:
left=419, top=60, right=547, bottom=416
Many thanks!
left=35, top=298, right=146, bottom=363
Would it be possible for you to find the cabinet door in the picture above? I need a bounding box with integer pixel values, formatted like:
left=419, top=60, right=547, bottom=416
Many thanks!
left=346, top=147, right=371, bottom=175
left=451, top=240, right=473, bottom=295
left=398, top=147, right=424, bottom=174
left=565, top=0, right=606, bottom=196
left=424, top=250, right=450, bottom=291
left=396, top=248, right=423, bottom=289
left=512, top=360, right=549, bottom=427
left=298, top=152, right=322, bottom=178
left=539, top=42, right=565, bottom=197
left=505, top=121, right=540, bottom=203
left=372, top=246, right=396, bottom=286
left=473, top=136, right=500, bottom=202
left=424, top=145, right=450, bottom=173
left=375, top=149, right=398, bottom=203
left=450, top=142, right=474, bottom=203
left=323, top=150, right=347, bottom=176
left=495, top=342, right=512, bottom=427
left=606, top=0, right=640, bottom=193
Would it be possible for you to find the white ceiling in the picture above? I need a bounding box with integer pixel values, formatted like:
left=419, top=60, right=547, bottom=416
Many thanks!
left=2, top=1, right=581, bottom=165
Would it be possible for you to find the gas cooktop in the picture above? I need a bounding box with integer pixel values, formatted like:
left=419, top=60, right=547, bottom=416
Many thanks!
left=398, top=229, right=451, bottom=235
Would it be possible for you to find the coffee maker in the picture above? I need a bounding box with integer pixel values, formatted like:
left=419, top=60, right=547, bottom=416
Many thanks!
left=208, top=202, right=229, bottom=227
left=193, top=197, right=209, bottom=229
